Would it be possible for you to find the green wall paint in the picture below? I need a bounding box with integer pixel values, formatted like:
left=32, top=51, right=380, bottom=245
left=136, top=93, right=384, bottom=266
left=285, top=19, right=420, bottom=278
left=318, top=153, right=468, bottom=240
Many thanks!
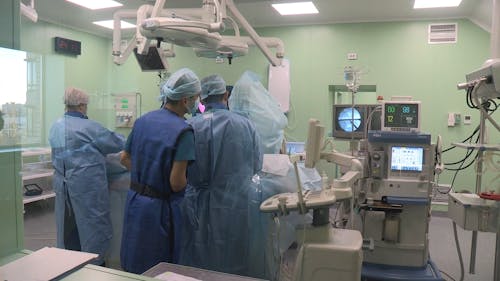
left=0, top=150, right=24, bottom=257
left=18, top=18, right=499, bottom=195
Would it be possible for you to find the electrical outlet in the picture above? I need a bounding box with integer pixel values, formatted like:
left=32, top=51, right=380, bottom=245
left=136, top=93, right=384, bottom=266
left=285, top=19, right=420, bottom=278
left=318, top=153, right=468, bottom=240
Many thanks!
left=215, top=56, right=224, bottom=64
left=454, top=113, right=461, bottom=125
left=448, top=113, right=455, bottom=127
left=347, top=52, right=357, bottom=60
left=464, top=115, right=472, bottom=125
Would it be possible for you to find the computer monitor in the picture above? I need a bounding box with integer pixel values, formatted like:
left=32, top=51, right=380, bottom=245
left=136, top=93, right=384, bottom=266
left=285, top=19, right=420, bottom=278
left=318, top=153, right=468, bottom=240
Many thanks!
left=390, top=146, right=424, bottom=172
left=133, top=47, right=168, bottom=72
left=381, top=101, right=421, bottom=133
left=332, top=104, right=380, bottom=139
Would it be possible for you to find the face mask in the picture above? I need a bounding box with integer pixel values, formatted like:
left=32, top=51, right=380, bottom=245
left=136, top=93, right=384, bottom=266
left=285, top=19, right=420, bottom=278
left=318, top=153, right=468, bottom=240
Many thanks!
left=185, top=97, right=199, bottom=115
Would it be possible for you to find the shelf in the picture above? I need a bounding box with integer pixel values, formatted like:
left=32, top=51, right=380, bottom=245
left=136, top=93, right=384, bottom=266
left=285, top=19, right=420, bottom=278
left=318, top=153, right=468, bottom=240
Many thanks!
left=21, top=147, right=51, bottom=157
left=452, top=142, right=500, bottom=151
left=21, top=169, right=54, bottom=181
left=329, top=84, right=377, bottom=92
left=23, top=190, right=55, bottom=204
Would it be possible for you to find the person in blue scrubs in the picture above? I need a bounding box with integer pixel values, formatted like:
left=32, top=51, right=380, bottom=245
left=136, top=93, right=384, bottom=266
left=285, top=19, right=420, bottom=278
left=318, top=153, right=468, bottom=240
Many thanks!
left=120, top=68, right=201, bottom=274
left=49, top=87, right=125, bottom=266
left=179, top=74, right=262, bottom=276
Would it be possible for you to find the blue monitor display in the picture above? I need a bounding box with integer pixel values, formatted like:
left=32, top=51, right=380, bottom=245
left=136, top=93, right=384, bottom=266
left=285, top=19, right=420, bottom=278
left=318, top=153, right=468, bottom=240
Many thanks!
left=390, top=146, right=424, bottom=172
left=338, top=107, right=362, bottom=132
left=332, top=104, right=380, bottom=139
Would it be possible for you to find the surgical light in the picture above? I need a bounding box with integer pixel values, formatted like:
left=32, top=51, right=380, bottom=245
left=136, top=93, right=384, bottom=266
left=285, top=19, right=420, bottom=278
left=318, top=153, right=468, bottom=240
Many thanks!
left=272, top=1, right=319, bottom=16
left=413, top=0, right=462, bottom=9
left=66, top=0, right=122, bottom=10
left=93, top=20, right=135, bottom=30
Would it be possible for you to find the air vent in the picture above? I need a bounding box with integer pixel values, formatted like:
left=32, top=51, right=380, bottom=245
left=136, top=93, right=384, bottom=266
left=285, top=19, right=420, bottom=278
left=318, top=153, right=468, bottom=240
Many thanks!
left=428, top=23, right=457, bottom=44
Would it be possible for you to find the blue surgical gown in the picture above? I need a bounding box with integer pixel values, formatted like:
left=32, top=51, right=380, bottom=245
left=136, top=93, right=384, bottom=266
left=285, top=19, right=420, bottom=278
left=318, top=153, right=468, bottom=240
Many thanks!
left=179, top=106, right=262, bottom=275
left=49, top=112, right=125, bottom=265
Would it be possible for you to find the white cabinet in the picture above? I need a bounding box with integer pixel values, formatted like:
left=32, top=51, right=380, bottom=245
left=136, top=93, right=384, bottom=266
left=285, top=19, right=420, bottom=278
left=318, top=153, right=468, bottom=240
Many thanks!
left=20, top=148, right=54, bottom=204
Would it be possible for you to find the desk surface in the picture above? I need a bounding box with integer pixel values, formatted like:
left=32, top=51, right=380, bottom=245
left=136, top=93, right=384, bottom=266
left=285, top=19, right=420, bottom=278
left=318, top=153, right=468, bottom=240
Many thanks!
left=0, top=251, right=156, bottom=281
left=143, top=262, right=268, bottom=281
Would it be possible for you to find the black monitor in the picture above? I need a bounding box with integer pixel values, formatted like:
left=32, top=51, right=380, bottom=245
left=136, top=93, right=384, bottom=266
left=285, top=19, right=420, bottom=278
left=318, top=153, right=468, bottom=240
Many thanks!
left=332, top=104, right=380, bottom=139
left=390, top=146, right=424, bottom=172
left=133, top=47, right=168, bottom=72
left=381, top=101, right=421, bottom=133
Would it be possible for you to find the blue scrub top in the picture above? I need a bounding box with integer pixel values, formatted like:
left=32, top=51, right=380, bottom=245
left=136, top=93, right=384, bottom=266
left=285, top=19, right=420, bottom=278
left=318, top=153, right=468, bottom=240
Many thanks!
left=125, top=129, right=195, bottom=161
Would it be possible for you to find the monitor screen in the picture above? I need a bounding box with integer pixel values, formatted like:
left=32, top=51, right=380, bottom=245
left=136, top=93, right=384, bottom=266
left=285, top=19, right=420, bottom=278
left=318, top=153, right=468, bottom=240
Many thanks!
left=133, top=47, right=167, bottom=72
left=332, top=104, right=380, bottom=139
left=390, top=146, right=424, bottom=172
left=383, top=103, right=419, bottom=131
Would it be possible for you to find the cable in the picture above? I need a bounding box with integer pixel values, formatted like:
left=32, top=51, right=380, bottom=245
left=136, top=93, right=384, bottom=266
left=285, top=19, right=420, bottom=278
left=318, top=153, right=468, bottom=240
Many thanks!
left=444, top=133, right=480, bottom=167
left=364, top=105, right=381, bottom=139
left=442, top=125, right=480, bottom=153
left=439, top=270, right=457, bottom=281
left=452, top=221, right=465, bottom=281
left=272, top=215, right=282, bottom=281
left=445, top=151, right=479, bottom=171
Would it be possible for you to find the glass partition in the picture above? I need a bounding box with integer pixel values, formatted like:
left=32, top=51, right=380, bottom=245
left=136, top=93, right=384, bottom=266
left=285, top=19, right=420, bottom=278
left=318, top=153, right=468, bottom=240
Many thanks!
left=0, top=47, right=43, bottom=147
left=0, top=46, right=44, bottom=258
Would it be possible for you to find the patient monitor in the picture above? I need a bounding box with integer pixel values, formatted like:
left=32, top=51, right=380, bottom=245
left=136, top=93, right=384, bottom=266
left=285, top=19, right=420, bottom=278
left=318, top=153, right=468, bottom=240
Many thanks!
left=381, top=99, right=421, bottom=133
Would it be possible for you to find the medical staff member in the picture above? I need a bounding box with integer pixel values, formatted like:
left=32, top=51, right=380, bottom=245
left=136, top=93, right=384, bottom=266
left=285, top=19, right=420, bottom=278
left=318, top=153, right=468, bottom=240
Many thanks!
left=120, top=68, right=201, bottom=274
left=49, top=87, right=125, bottom=266
left=179, top=74, right=262, bottom=276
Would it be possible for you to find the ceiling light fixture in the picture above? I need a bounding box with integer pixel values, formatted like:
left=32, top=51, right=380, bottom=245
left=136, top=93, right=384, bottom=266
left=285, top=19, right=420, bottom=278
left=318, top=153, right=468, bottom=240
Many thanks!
left=272, top=1, right=319, bottom=16
left=413, top=0, right=462, bottom=9
left=93, top=20, right=135, bottom=30
left=66, top=0, right=123, bottom=10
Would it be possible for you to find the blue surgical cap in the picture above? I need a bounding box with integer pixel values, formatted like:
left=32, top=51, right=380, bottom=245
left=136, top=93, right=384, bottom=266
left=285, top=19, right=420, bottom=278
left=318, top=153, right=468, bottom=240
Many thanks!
left=159, top=68, right=201, bottom=102
left=200, top=74, right=226, bottom=100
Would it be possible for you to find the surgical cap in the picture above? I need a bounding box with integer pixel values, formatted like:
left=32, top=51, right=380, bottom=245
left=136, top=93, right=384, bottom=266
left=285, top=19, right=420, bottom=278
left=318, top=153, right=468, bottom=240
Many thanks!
left=64, top=87, right=89, bottom=106
left=159, top=68, right=201, bottom=102
left=200, top=74, right=226, bottom=100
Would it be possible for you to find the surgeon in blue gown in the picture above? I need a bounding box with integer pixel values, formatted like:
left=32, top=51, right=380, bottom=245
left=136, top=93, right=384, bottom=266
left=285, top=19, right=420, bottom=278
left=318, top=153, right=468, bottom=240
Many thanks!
left=179, top=74, right=262, bottom=276
left=120, top=68, right=201, bottom=274
left=49, top=87, right=125, bottom=266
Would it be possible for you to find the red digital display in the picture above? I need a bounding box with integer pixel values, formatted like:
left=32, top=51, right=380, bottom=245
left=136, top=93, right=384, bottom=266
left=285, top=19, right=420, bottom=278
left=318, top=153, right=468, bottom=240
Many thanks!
left=54, top=37, right=81, bottom=55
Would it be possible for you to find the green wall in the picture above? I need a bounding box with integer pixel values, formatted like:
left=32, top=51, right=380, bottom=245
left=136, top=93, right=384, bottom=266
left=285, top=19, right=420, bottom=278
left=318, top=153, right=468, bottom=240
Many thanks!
left=19, top=18, right=498, bottom=193
left=0, top=0, right=20, bottom=49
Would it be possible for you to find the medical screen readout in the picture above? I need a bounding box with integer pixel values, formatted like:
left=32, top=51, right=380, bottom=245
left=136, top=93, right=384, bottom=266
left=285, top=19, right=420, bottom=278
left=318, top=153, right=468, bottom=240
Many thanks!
left=391, top=146, right=424, bottom=172
left=384, top=103, right=419, bottom=128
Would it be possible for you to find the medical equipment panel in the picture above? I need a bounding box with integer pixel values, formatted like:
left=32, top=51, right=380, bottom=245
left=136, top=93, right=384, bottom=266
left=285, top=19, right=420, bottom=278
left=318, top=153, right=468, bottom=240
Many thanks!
left=114, top=93, right=138, bottom=128
left=358, top=131, right=434, bottom=267
left=381, top=101, right=421, bottom=133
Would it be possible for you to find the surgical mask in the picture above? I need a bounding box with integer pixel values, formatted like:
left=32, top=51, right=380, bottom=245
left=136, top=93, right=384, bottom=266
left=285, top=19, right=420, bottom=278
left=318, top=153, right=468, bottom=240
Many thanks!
left=185, top=97, right=199, bottom=115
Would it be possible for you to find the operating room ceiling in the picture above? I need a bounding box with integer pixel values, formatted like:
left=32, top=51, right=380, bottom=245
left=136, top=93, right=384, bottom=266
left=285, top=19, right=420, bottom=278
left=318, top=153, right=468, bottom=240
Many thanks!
left=29, top=0, right=493, bottom=38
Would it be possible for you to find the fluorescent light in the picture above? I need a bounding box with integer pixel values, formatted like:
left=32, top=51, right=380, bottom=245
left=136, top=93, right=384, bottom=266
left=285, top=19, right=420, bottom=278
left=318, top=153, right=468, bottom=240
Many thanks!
left=272, top=2, right=319, bottom=15
left=93, top=20, right=135, bottom=30
left=66, top=0, right=123, bottom=10
left=414, top=0, right=462, bottom=9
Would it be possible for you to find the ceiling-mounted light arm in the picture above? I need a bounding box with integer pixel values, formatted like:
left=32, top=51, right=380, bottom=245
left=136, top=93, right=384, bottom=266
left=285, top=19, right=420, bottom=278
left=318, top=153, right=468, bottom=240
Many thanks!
left=151, top=0, right=165, bottom=18
left=225, top=0, right=282, bottom=66
left=222, top=35, right=284, bottom=57
left=20, top=0, right=38, bottom=23
left=112, top=9, right=137, bottom=59
left=223, top=16, right=240, bottom=37
left=114, top=34, right=137, bottom=65
left=136, top=5, right=155, bottom=54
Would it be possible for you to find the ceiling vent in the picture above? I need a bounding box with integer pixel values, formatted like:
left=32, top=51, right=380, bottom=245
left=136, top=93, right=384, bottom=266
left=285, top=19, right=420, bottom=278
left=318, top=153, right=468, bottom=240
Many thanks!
left=428, top=23, right=457, bottom=44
